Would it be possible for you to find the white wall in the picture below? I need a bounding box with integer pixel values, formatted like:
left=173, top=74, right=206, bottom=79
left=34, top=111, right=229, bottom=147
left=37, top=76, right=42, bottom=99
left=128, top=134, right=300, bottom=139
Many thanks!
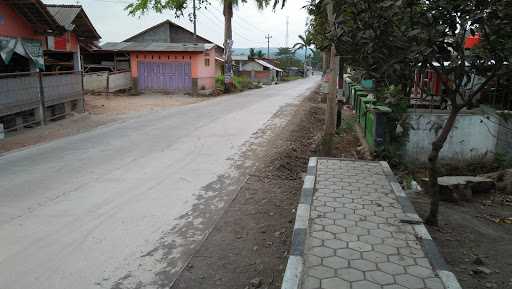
left=83, top=72, right=132, bottom=93
left=404, top=110, right=499, bottom=162
left=108, top=72, right=131, bottom=92
left=84, top=72, right=108, bottom=92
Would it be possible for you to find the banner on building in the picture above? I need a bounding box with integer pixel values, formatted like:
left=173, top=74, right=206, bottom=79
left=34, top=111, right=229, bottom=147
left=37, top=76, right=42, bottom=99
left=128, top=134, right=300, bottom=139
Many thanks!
left=0, top=36, right=44, bottom=70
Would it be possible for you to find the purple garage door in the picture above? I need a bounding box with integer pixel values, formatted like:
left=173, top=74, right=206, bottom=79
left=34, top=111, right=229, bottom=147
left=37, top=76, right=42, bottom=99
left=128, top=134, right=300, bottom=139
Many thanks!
left=138, top=61, right=192, bottom=91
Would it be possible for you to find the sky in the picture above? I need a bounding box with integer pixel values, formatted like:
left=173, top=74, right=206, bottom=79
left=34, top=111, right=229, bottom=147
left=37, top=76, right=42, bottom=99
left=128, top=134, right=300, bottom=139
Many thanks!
left=42, top=0, right=310, bottom=48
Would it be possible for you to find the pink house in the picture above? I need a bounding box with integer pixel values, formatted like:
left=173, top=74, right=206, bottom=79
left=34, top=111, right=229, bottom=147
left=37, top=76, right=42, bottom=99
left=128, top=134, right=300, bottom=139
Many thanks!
left=100, top=20, right=224, bottom=92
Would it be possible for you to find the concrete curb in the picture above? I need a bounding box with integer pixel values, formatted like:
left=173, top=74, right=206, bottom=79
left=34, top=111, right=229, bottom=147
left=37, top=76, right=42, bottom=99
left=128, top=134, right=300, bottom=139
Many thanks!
left=281, top=157, right=318, bottom=289
left=380, top=161, right=463, bottom=289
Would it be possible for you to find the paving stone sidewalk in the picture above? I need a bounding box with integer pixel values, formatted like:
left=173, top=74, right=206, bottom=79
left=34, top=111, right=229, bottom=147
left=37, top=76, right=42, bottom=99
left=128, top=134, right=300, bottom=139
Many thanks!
left=303, top=159, right=446, bottom=289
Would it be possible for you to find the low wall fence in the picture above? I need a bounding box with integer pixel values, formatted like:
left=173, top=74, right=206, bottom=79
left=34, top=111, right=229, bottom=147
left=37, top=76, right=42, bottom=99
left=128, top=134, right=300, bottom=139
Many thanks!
left=0, top=71, right=84, bottom=123
left=83, top=71, right=132, bottom=93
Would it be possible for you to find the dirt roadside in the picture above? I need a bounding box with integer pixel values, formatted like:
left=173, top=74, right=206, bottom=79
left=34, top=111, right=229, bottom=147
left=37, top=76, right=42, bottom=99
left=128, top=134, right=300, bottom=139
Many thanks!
left=0, top=93, right=207, bottom=154
left=171, top=91, right=365, bottom=289
left=409, top=190, right=512, bottom=289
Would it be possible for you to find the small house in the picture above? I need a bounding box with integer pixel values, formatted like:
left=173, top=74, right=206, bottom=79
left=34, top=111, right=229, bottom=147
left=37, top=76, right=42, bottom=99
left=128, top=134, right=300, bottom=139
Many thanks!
left=238, top=58, right=283, bottom=84
left=100, top=20, right=224, bottom=92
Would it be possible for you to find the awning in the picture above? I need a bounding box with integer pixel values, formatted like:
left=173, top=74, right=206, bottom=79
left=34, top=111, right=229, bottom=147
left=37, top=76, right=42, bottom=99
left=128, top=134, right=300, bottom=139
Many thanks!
left=0, top=37, right=45, bottom=70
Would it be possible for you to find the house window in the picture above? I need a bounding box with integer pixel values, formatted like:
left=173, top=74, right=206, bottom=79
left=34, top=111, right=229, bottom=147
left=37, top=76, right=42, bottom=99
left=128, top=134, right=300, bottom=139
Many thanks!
left=205, top=58, right=210, bottom=67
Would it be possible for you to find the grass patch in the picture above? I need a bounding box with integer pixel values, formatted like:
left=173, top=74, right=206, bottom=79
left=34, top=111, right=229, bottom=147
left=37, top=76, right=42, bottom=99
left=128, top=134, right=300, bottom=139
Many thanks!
left=281, top=76, right=303, bottom=82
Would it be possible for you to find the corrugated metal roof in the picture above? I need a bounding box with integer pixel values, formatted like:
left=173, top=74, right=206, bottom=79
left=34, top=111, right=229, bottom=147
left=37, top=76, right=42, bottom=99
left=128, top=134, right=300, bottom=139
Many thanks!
left=46, top=5, right=81, bottom=30
left=100, top=42, right=216, bottom=52
left=232, top=55, right=249, bottom=61
left=254, top=59, right=283, bottom=72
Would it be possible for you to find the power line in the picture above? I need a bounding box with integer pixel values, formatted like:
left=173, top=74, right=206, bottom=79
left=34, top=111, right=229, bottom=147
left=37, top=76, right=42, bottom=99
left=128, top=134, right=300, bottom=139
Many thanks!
left=207, top=5, right=268, bottom=35
left=199, top=8, right=265, bottom=45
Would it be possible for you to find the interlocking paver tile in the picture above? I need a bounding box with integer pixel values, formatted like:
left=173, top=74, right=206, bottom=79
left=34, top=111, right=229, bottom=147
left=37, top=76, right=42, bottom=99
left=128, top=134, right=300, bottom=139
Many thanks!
left=378, top=262, right=406, bottom=275
left=324, top=239, right=347, bottom=249
left=323, top=256, right=349, bottom=269
left=338, top=268, right=364, bottom=281
left=359, top=235, right=383, bottom=245
left=321, top=278, right=350, bottom=289
left=312, top=231, right=335, bottom=240
left=348, top=241, right=372, bottom=252
left=303, top=160, right=445, bottom=289
left=309, top=266, right=335, bottom=279
left=395, top=274, right=425, bottom=289
left=389, top=255, right=416, bottom=266
left=406, top=265, right=435, bottom=278
left=374, top=244, right=399, bottom=255
left=336, top=248, right=361, bottom=260
left=366, top=270, right=395, bottom=285
left=310, top=246, right=334, bottom=258
left=350, top=259, right=377, bottom=271
left=362, top=251, right=388, bottom=263
left=303, top=276, right=320, bottom=289
left=352, top=280, right=381, bottom=289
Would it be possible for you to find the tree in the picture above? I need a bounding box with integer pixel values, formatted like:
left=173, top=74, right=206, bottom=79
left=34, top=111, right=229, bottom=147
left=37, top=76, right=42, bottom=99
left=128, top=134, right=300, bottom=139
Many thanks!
left=126, top=0, right=287, bottom=91
left=310, top=49, right=321, bottom=71
left=293, top=34, right=313, bottom=77
left=307, top=0, right=512, bottom=226
left=274, top=47, right=303, bottom=70
left=417, top=0, right=512, bottom=225
left=256, top=50, right=265, bottom=58
left=249, top=48, right=256, bottom=58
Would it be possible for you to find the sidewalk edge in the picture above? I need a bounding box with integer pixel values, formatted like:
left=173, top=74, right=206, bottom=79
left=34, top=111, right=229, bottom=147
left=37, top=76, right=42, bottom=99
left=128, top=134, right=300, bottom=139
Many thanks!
left=281, top=157, right=318, bottom=289
left=379, top=161, right=462, bottom=289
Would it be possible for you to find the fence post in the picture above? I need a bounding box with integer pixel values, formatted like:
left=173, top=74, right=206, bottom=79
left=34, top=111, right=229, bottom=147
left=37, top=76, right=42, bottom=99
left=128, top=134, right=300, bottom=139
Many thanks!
left=106, top=71, right=110, bottom=96
left=81, top=71, right=86, bottom=113
left=38, top=72, right=47, bottom=125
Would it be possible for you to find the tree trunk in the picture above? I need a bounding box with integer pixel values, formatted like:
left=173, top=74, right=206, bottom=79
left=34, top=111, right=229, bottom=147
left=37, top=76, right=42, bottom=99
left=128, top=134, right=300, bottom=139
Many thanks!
left=322, top=50, right=328, bottom=76
left=325, top=0, right=337, bottom=137
left=223, top=0, right=233, bottom=91
left=304, top=47, right=307, bottom=78
left=425, top=107, right=460, bottom=226
left=325, top=45, right=337, bottom=136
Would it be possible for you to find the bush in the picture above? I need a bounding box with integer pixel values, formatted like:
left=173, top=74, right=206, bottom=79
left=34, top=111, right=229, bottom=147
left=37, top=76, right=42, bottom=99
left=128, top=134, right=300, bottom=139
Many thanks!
left=215, top=75, right=252, bottom=91
left=282, top=76, right=302, bottom=82
left=215, top=75, right=225, bottom=90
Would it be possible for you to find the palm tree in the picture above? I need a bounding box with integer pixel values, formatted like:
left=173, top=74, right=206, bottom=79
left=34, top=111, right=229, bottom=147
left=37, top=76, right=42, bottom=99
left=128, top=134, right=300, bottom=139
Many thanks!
left=256, top=50, right=265, bottom=58
left=127, top=0, right=287, bottom=91
left=249, top=48, right=256, bottom=58
left=293, top=34, right=313, bottom=77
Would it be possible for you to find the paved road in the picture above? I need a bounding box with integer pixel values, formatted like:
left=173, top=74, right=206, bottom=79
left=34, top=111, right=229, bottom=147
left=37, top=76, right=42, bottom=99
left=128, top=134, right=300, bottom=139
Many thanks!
left=0, top=77, right=319, bottom=289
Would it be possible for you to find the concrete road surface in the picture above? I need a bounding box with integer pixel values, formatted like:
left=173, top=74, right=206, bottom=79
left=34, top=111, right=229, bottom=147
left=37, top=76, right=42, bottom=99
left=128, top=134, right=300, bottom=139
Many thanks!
left=0, top=77, right=320, bottom=289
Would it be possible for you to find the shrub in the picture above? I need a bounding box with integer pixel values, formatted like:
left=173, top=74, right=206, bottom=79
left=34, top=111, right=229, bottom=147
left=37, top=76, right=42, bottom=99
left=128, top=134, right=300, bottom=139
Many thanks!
left=215, top=75, right=252, bottom=91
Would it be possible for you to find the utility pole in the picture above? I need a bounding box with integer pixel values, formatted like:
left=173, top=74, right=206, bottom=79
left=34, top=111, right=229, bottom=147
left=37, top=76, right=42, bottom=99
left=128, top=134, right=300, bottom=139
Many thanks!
left=265, top=34, right=272, bottom=58
left=285, top=17, right=289, bottom=47
left=192, top=0, right=197, bottom=39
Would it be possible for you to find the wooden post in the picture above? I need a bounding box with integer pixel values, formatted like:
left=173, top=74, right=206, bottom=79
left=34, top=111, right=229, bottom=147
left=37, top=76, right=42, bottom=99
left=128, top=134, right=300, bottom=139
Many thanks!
left=80, top=71, right=85, bottom=113
left=38, top=72, right=47, bottom=125
left=106, top=71, right=110, bottom=96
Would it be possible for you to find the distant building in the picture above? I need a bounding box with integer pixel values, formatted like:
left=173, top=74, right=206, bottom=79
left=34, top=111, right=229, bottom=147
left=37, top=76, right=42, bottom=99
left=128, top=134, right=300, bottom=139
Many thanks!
left=236, top=57, right=283, bottom=84
left=98, top=20, right=224, bottom=92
